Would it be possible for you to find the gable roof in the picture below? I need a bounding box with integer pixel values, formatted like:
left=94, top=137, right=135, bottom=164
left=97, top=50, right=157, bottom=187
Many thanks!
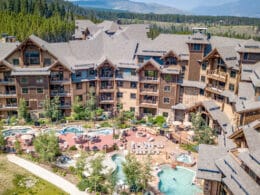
left=136, top=58, right=161, bottom=72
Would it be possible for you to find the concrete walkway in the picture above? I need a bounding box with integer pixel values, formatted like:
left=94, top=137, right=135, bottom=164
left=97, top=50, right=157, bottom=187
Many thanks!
left=7, top=154, right=87, bottom=195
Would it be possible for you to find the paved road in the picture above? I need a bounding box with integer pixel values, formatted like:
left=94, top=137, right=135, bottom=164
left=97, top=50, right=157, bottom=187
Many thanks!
left=7, top=154, right=87, bottom=195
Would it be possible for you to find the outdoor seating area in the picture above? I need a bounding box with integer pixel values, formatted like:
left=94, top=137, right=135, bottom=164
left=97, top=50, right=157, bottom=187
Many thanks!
left=131, top=141, right=164, bottom=155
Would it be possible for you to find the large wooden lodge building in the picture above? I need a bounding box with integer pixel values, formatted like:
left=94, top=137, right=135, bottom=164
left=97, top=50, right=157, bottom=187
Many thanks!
left=1, top=20, right=260, bottom=194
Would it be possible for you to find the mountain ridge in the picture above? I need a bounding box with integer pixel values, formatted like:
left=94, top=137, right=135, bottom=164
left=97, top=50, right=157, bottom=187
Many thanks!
left=71, top=0, right=186, bottom=14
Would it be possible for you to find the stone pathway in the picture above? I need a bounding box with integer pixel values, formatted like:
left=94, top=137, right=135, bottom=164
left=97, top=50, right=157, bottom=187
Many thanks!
left=7, top=154, right=87, bottom=195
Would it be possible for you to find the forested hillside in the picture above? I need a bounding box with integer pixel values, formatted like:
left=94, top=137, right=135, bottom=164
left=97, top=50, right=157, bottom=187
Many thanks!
left=0, top=0, right=260, bottom=42
left=0, top=0, right=79, bottom=41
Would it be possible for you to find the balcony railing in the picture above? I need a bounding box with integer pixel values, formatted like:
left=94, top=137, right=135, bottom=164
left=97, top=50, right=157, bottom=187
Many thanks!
left=141, top=88, right=158, bottom=92
left=50, top=91, right=71, bottom=97
left=100, top=96, right=114, bottom=103
left=0, top=78, right=15, bottom=85
left=206, top=84, right=225, bottom=94
left=207, top=70, right=227, bottom=82
left=100, top=85, right=114, bottom=90
left=0, top=104, right=18, bottom=109
left=140, top=100, right=157, bottom=104
left=50, top=78, right=70, bottom=84
left=141, top=76, right=159, bottom=81
left=0, top=91, right=16, bottom=97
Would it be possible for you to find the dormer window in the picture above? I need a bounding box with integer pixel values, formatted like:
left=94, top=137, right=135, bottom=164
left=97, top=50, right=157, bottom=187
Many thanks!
left=165, top=57, right=177, bottom=65
left=192, top=44, right=201, bottom=51
left=76, top=71, right=82, bottom=78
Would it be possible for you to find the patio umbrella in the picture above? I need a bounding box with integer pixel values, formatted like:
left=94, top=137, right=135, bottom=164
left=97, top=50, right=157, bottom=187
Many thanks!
left=172, top=121, right=182, bottom=126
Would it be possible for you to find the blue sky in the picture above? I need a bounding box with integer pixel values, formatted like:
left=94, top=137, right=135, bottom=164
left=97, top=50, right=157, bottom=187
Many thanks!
left=131, top=0, right=237, bottom=10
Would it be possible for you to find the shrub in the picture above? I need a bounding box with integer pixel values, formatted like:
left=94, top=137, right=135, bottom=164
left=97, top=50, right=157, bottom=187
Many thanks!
left=77, top=179, right=89, bottom=191
left=100, top=121, right=111, bottom=127
left=69, top=145, right=77, bottom=151
left=69, top=166, right=76, bottom=174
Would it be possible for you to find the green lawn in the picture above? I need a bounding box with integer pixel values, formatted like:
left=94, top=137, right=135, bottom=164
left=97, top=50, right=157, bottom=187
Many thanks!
left=0, top=154, right=68, bottom=195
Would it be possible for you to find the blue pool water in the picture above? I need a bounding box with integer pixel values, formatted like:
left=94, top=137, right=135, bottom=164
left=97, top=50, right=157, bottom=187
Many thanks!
left=158, top=165, right=202, bottom=195
left=60, top=126, right=84, bottom=134
left=112, top=154, right=126, bottom=184
left=88, top=129, right=113, bottom=136
left=176, top=153, right=193, bottom=164
left=2, top=128, right=32, bottom=137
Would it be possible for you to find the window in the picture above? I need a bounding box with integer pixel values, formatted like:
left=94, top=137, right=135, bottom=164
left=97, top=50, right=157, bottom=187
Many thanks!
left=164, top=86, right=171, bottom=92
left=201, top=76, right=205, bottom=82
left=163, top=97, right=170, bottom=104
left=166, top=57, right=177, bottom=65
left=163, top=112, right=168, bottom=117
left=13, top=59, right=19, bottom=65
left=21, top=78, right=28, bottom=84
left=243, top=53, right=249, bottom=60
left=202, top=63, right=207, bottom=70
left=22, top=88, right=28, bottom=94
left=130, top=93, right=136, bottom=99
left=89, top=81, right=95, bottom=87
left=130, top=82, right=137, bottom=88
left=76, top=83, right=82, bottom=90
left=37, top=88, right=43, bottom=94
left=130, top=107, right=135, bottom=112
left=24, top=50, right=40, bottom=65
left=144, top=70, right=157, bottom=78
left=229, top=84, right=235, bottom=91
left=36, top=77, right=43, bottom=84
left=131, top=69, right=136, bottom=76
left=230, top=70, right=236, bottom=78
left=200, top=89, right=204, bottom=95
left=77, top=95, right=83, bottom=101
left=117, top=92, right=123, bottom=98
left=89, top=69, right=95, bottom=76
left=76, top=71, right=82, bottom=78
left=117, top=81, right=123, bottom=87
left=25, top=101, right=29, bottom=107
left=192, top=44, right=201, bottom=51
left=44, top=58, right=51, bottom=66
left=138, top=56, right=144, bottom=63
left=218, top=58, right=224, bottom=65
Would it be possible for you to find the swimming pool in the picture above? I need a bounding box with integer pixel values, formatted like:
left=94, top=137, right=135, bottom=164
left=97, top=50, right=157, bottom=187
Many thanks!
left=158, top=165, right=202, bottom=195
left=88, top=129, right=113, bottom=136
left=2, top=128, right=33, bottom=137
left=176, top=153, right=193, bottom=164
left=60, top=126, right=84, bottom=134
left=112, top=154, right=126, bottom=185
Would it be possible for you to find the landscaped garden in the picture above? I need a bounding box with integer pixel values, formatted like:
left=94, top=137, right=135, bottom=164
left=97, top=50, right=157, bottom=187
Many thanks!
left=0, top=155, right=67, bottom=195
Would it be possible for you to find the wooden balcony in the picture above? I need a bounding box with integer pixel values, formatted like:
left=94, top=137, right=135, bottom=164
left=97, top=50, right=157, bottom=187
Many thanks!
left=140, top=88, right=159, bottom=96
left=140, top=77, right=159, bottom=83
left=0, top=104, right=18, bottom=110
left=50, top=91, right=71, bottom=97
left=50, top=78, right=70, bottom=85
left=205, top=84, right=225, bottom=95
left=99, top=97, right=114, bottom=104
left=207, top=70, right=227, bottom=82
left=140, top=100, right=158, bottom=108
left=0, top=78, right=15, bottom=85
left=100, top=85, right=114, bottom=92
left=0, top=91, right=16, bottom=98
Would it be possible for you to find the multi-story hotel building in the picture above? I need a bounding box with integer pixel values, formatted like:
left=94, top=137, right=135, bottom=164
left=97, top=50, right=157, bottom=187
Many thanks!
left=0, top=20, right=260, bottom=194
